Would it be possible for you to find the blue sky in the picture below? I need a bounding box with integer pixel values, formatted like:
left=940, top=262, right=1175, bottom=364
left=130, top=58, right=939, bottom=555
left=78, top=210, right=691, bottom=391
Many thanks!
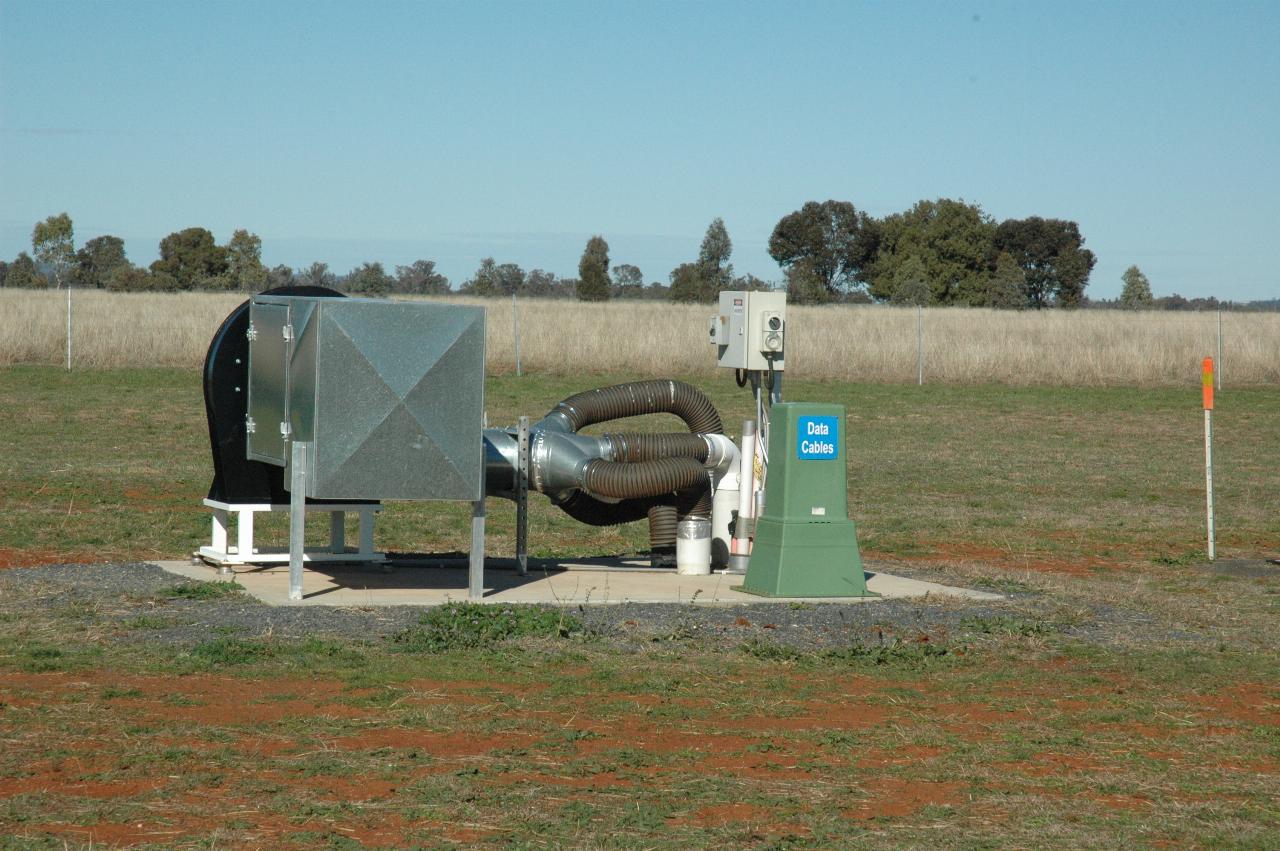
left=2, top=0, right=1277, bottom=300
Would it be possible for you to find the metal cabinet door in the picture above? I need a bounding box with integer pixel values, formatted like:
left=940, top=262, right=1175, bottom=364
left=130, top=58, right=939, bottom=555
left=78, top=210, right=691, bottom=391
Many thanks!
left=245, top=301, right=291, bottom=465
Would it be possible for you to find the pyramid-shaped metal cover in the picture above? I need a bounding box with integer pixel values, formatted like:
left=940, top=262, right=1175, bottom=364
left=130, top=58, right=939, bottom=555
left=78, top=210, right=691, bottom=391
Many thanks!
left=291, top=297, right=485, bottom=501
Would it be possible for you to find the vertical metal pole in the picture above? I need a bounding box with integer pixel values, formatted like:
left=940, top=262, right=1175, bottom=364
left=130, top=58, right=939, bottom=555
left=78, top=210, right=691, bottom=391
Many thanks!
left=329, top=511, right=345, bottom=554
left=289, top=440, right=308, bottom=601
left=66, top=288, right=72, bottom=370
left=512, top=292, right=521, bottom=377
left=1205, top=408, right=1215, bottom=562
left=469, top=498, right=486, bottom=599
left=1216, top=308, right=1223, bottom=391
left=916, top=304, right=923, bottom=386
left=516, top=416, right=529, bottom=576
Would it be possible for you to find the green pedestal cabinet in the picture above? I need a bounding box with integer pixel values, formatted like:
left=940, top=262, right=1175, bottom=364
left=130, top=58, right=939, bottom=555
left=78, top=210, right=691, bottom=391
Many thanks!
left=739, top=402, right=874, bottom=598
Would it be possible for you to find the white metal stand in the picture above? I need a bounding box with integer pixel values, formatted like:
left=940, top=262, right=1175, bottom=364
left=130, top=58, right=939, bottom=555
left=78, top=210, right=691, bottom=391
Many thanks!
left=198, top=498, right=383, bottom=566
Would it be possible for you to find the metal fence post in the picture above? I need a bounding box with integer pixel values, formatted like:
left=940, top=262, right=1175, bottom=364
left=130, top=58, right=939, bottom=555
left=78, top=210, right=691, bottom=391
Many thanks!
left=513, top=292, right=522, bottom=377
left=66, top=288, right=73, bottom=370
left=1216, top=308, right=1223, bottom=391
left=916, top=305, right=924, bottom=386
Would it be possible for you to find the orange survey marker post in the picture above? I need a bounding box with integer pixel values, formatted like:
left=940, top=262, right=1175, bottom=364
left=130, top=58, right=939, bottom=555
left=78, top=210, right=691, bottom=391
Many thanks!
left=1202, top=358, right=1215, bottom=561
left=1202, top=358, right=1214, bottom=410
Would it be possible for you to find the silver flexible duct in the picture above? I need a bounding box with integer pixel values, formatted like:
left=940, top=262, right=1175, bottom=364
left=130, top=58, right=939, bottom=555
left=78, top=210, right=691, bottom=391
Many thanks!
left=482, top=427, right=736, bottom=502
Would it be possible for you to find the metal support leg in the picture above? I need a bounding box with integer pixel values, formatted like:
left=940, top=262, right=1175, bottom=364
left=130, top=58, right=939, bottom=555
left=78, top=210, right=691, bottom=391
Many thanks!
left=358, top=509, right=374, bottom=556
left=289, top=441, right=308, bottom=602
left=211, top=507, right=229, bottom=553
left=469, top=498, right=486, bottom=599
left=516, top=416, right=529, bottom=576
left=236, top=508, right=254, bottom=560
left=211, top=508, right=233, bottom=574
left=330, top=510, right=345, bottom=554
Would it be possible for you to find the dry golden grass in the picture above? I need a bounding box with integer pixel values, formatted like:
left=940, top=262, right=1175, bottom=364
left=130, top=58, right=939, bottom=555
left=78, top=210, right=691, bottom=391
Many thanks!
left=3, top=289, right=1277, bottom=385
left=0, top=290, right=246, bottom=369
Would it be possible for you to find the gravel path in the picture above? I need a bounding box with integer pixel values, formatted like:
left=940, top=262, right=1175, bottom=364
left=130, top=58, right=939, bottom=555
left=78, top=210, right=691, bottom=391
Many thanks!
left=0, top=560, right=1226, bottom=652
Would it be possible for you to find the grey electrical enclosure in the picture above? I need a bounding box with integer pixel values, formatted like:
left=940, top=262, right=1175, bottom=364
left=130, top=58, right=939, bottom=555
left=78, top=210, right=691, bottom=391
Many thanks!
left=246, top=296, right=485, bottom=501
left=708, top=290, right=786, bottom=371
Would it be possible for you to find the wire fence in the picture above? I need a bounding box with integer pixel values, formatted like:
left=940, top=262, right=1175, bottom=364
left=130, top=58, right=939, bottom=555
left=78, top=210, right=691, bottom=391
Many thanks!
left=2, top=290, right=1278, bottom=387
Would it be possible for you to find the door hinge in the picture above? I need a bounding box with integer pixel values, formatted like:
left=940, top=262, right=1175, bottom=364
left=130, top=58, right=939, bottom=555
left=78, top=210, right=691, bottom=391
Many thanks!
left=282, top=324, right=294, bottom=342
left=246, top=323, right=258, bottom=342
left=245, top=416, right=256, bottom=435
left=280, top=421, right=292, bottom=439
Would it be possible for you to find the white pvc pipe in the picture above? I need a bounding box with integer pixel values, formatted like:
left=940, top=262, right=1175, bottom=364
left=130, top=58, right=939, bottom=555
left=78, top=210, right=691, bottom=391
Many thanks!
left=710, top=467, right=739, bottom=569
left=729, top=420, right=757, bottom=573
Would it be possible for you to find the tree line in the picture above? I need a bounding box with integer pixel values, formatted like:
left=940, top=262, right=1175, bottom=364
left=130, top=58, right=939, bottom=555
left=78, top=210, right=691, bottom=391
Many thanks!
left=2, top=208, right=1265, bottom=310
left=0, top=216, right=455, bottom=296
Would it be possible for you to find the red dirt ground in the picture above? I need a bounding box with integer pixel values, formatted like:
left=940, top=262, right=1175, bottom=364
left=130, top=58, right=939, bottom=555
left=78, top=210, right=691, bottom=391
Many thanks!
left=0, top=547, right=98, bottom=569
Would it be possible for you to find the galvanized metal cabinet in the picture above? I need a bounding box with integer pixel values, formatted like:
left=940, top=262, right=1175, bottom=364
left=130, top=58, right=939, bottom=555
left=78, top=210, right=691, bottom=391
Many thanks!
left=246, top=296, right=485, bottom=501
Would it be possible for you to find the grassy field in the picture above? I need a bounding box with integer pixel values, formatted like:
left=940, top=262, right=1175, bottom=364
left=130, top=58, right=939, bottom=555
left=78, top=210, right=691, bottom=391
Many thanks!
left=1, top=367, right=1276, bottom=569
left=0, top=595, right=1276, bottom=848
left=0, top=366, right=1277, bottom=847
left=5, top=289, right=1280, bottom=386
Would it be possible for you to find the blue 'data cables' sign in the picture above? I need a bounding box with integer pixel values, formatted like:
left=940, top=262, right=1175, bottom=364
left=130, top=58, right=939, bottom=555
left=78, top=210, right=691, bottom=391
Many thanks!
left=796, top=415, right=839, bottom=460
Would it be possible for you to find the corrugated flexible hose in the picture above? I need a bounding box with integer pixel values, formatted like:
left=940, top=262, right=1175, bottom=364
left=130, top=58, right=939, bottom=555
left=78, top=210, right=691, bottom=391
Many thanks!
left=604, top=432, right=709, bottom=463
left=547, top=380, right=722, bottom=551
left=549, top=379, right=723, bottom=435
left=581, top=456, right=707, bottom=500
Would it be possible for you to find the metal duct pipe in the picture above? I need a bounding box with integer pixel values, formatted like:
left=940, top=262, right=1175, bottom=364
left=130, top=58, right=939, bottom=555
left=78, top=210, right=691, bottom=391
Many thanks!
left=484, top=379, right=729, bottom=567
left=485, top=427, right=711, bottom=503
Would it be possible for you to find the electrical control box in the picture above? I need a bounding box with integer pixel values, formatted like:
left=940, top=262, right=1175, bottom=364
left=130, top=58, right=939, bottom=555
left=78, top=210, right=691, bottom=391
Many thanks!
left=708, top=290, right=787, bottom=371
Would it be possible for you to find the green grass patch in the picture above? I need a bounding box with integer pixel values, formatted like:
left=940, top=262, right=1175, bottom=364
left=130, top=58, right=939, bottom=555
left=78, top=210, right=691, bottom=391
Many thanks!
left=162, top=580, right=243, bottom=600
left=740, top=637, right=956, bottom=668
left=970, top=575, right=1038, bottom=595
left=124, top=614, right=185, bottom=630
left=391, top=602, right=584, bottom=652
left=959, top=614, right=1057, bottom=636
left=189, top=637, right=275, bottom=666
left=18, top=644, right=65, bottom=673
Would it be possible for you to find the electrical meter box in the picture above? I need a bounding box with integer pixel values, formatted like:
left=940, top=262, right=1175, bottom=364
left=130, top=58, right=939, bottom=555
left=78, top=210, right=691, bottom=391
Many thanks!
left=708, top=290, right=786, bottom=371
left=245, top=295, right=485, bottom=502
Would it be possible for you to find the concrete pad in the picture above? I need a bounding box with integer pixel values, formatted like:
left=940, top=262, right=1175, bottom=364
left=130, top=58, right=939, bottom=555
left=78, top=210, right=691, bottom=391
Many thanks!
left=152, top=556, right=1003, bottom=607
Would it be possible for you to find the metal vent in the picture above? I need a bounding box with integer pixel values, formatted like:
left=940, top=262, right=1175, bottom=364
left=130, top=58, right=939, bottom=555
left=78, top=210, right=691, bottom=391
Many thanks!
left=246, top=296, right=485, bottom=501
